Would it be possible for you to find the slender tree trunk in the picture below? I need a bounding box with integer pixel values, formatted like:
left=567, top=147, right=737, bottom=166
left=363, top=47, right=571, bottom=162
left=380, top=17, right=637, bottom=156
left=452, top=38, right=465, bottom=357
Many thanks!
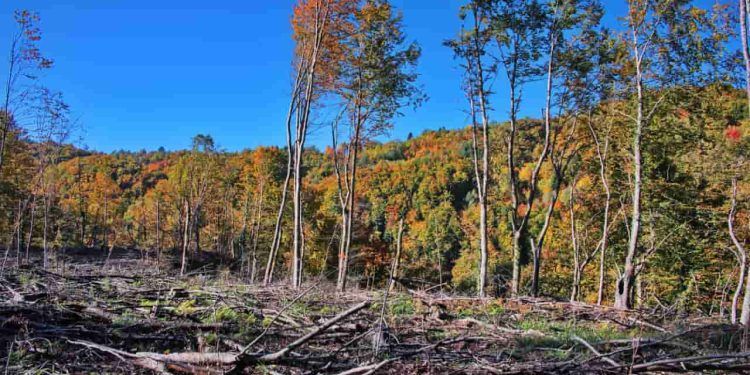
left=193, top=204, right=201, bottom=254
left=508, top=25, right=554, bottom=298
left=597, top=190, right=612, bottom=305
left=43, top=194, right=49, bottom=270
left=596, top=177, right=612, bottom=306
left=741, top=0, right=750, bottom=115
left=729, top=178, right=750, bottom=325
left=0, top=37, right=19, bottom=177
left=156, top=199, right=161, bottom=268
left=336, top=125, right=361, bottom=292
left=336, top=205, right=350, bottom=291
left=478, top=198, right=488, bottom=296
left=615, top=37, right=644, bottom=310
left=505, top=77, right=524, bottom=296
left=589, top=119, right=612, bottom=306
left=531, top=185, right=560, bottom=297
left=78, top=163, right=86, bottom=247
left=464, top=6, right=491, bottom=297
left=290, top=19, right=323, bottom=289
left=731, top=253, right=747, bottom=324
left=103, top=195, right=108, bottom=249
left=736, top=0, right=750, bottom=324
left=239, top=192, right=251, bottom=275
left=477, top=26, right=490, bottom=300
left=1, top=203, right=19, bottom=275
left=529, top=26, right=558, bottom=298
left=390, top=217, right=405, bottom=292
left=250, top=181, right=264, bottom=284
left=25, top=194, right=36, bottom=264
left=570, top=176, right=581, bottom=302
left=264, top=72, right=302, bottom=286
left=15, top=199, right=22, bottom=265
left=264, top=149, right=292, bottom=286
left=292, top=139, right=305, bottom=289
left=180, top=200, right=190, bottom=276
left=336, top=188, right=355, bottom=292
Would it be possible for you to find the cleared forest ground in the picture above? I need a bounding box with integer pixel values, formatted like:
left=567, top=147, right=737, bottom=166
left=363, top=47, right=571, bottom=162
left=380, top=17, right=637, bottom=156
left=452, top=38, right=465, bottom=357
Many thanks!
left=0, top=249, right=748, bottom=374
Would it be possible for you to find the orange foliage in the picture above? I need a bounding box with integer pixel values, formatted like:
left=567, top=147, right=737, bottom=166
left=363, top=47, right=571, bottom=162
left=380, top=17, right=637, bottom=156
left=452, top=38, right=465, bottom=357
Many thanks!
left=291, top=0, right=356, bottom=93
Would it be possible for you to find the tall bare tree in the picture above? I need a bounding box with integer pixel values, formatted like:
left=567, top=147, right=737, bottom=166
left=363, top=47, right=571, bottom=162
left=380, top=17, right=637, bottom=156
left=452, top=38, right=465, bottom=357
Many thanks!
left=490, top=0, right=548, bottom=297
left=333, top=0, right=422, bottom=292
left=446, top=1, right=494, bottom=297
left=263, top=68, right=303, bottom=286
left=614, top=0, right=721, bottom=309
left=278, top=0, right=358, bottom=288
left=2, top=10, right=53, bottom=175
left=528, top=0, right=605, bottom=297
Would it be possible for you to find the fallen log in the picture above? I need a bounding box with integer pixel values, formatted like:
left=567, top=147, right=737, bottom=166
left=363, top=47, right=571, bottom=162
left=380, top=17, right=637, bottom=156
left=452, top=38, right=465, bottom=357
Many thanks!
left=228, top=300, right=372, bottom=374
left=67, top=339, right=237, bottom=374
left=624, top=352, right=750, bottom=373
left=334, top=358, right=395, bottom=375
left=571, top=335, right=619, bottom=367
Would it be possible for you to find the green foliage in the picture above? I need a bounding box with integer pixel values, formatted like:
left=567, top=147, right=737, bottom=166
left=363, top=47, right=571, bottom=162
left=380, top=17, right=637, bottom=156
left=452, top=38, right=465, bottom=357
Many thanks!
left=175, top=300, right=198, bottom=316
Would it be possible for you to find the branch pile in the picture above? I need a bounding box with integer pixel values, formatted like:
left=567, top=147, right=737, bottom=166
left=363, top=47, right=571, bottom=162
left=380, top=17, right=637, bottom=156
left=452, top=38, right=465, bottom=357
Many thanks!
left=1, top=255, right=748, bottom=374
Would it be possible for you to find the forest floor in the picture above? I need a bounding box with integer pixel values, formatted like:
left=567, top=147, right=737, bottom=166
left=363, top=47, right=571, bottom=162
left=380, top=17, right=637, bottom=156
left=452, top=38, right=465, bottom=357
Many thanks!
left=0, top=249, right=748, bottom=374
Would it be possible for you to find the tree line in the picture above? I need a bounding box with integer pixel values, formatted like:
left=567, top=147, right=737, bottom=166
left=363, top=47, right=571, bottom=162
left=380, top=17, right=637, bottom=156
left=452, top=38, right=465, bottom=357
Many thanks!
left=0, top=0, right=748, bottom=319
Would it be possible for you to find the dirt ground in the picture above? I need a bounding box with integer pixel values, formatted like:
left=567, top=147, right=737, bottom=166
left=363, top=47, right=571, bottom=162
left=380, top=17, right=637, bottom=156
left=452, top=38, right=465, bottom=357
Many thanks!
left=0, top=249, right=747, bottom=374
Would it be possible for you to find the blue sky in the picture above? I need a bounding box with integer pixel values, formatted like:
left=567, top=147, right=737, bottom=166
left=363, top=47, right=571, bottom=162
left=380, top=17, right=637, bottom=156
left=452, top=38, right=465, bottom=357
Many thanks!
left=0, top=1, right=713, bottom=153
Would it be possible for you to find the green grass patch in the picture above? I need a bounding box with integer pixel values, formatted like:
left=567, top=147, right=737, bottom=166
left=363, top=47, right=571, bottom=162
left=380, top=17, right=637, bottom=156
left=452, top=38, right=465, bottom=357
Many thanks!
left=515, top=318, right=637, bottom=359
left=175, top=300, right=198, bottom=316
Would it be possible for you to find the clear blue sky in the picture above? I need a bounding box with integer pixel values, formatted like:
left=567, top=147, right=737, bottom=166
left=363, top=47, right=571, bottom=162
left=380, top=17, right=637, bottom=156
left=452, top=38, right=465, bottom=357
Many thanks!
left=0, top=1, right=715, bottom=153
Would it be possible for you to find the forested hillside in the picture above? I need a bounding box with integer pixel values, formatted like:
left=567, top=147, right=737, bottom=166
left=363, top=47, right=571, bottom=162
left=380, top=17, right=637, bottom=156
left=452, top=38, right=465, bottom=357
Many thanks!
left=2, top=83, right=747, bottom=313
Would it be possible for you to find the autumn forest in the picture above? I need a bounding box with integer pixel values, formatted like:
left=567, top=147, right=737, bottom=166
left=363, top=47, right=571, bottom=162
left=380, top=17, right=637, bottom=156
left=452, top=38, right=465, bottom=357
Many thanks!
left=2, top=1, right=750, bottom=374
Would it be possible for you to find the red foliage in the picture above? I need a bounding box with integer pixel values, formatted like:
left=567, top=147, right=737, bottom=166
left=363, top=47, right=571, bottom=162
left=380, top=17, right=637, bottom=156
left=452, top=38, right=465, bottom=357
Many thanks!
left=725, top=126, right=742, bottom=142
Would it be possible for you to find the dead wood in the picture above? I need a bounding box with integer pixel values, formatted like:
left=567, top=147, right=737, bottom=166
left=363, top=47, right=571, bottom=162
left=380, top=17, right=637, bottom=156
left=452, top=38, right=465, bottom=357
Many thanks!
left=229, top=300, right=372, bottom=373
left=571, top=335, right=619, bottom=367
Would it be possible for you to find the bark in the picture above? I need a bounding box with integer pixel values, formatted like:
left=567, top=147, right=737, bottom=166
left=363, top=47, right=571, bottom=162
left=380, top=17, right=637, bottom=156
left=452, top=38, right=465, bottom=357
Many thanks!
left=16, top=199, right=22, bottom=264
left=180, top=199, right=190, bottom=276
left=155, top=198, right=161, bottom=267
left=292, top=135, right=305, bottom=289
left=77, top=160, right=86, bottom=246
left=730, top=178, right=750, bottom=325
left=530, top=185, right=560, bottom=297
left=1, top=204, right=18, bottom=275
left=334, top=119, right=362, bottom=293
left=741, top=0, right=750, bottom=116
left=238, top=191, right=251, bottom=274
left=192, top=204, right=201, bottom=254
left=464, top=5, right=491, bottom=298
left=43, top=194, right=49, bottom=270
left=249, top=180, right=264, bottom=284
left=389, top=217, right=405, bottom=292
left=103, top=195, right=109, bottom=249
left=570, top=177, right=581, bottom=302
left=731, top=189, right=746, bottom=324
left=25, top=194, right=36, bottom=265
left=737, top=0, right=750, bottom=324
left=589, top=119, right=612, bottom=306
